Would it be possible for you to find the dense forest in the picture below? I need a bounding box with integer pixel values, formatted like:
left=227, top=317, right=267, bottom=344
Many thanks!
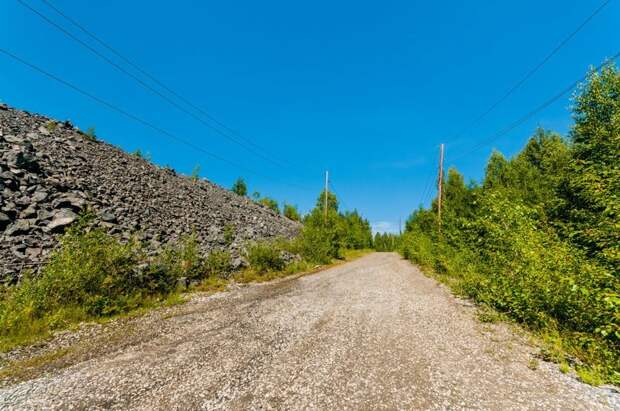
left=400, top=65, right=619, bottom=384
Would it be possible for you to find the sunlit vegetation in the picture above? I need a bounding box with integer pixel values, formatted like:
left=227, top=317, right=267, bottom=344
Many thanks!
left=399, top=65, right=620, bottom=385
left=0, top=189, right=373, bottom=352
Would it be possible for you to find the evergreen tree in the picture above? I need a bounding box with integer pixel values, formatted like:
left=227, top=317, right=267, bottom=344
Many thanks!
left=231, top=177, right=248, bottom=196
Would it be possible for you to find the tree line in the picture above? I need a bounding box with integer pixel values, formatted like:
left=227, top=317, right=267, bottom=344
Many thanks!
left=400, top=65, right=619, bottom=384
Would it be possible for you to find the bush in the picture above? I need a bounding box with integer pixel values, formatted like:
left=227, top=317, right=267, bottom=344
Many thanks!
left=223, top=224, right=235, bottom=246
left=157, top=234, right=205, bottom=281
left=400, top=192, right=620, bottom=384
left=205, top=250, right=233, bottom=279
left=231, top=177, right=247, bottom=196
left=283, top=204, right=301, bottom=221
left=245, top=242, right=285, bottom=273
left=292, top=224, right=337, bottom=264
left=0, top=222, right=182, bottom=349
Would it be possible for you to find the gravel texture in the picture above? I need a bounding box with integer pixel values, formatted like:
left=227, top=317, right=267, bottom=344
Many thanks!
left=0, top=252, right=618, bottom=410
left=0, top=104, right=300, bottom=283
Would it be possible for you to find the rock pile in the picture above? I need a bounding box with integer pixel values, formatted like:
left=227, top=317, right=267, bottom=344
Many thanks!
left=0, top=104, right=300, bottom=283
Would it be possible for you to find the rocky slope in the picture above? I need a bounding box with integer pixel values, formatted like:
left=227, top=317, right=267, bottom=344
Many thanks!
left=0, top=104, right=300, bottom=283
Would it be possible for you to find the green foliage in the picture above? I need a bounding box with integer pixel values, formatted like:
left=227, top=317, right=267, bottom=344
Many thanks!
left=316, top=190, right=339, bottom=212
left=259, top=197, right=279, bottom=214
left=132, top=149, right=151, bottom=161
left=557, top=65, right=620, bottom=273
left=44, top=121, right=57, bottom=132
left=293, top=192, right=373, bottom=263
left=245, top=242, right=285, bottom=273
left=0, top=220, right=178, bottom=349
left=205, top=250, right=233, bottom=279
left=293, top=220, right=339, bottom=264
left=399, top=63, right=620, bottom=385
left=223, top=224, right=235, bottom=246
left=157, top=234, right=205, bottom=281
left=283, top=203, right=301, bottom=221
left=231, top=177, right=247, bottom=196
left=374, top=232, right=401, bottom=251
left=84, top=127, right=97, bottom=141
left=339, top=211, right=373, bottom=249
left=190, top=164, right=201, bottom=182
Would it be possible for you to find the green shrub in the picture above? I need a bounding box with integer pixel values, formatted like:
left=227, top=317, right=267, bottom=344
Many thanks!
left=231, top=177, right=247, bottom=196
left=157, top=234, right=205, bottom=281
left=0, top=221, right=183, bottom=349
left=84, top=127, right=97, bottom=141
left=223, top=224, right=235, bottom=246
left=283, top=204, right=301, bottom=221
left=205, top=250, right=233, bottom=279
left=245, top=242, right=285, bottom=273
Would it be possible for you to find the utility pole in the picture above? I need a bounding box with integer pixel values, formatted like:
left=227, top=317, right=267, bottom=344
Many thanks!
left=324, top=170, right=329, bottom=225
left=437, top=143, right=444, bottom=233
left=399, top=217, right=402, bottom=235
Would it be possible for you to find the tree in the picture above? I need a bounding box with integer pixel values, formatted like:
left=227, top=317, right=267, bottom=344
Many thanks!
left=190, top=164, right=201, bottom=182
left=483, top=151, right=511, bottom=190
left=231, top=177, right=247, bottom=196
left=316, top=191, right=339, bottom=212
left=283, top=204, right=301, bottom=221
left=259, top=197, right=279, bottom=214
left=559, top=64, right=620, bottom=271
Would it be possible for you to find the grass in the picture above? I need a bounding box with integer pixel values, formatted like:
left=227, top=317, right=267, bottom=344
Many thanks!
left=405, top=252, right=619, bottom=386
left=0, top=348, right=72, bottom=383
left=0, top=217, right=373, bottom=357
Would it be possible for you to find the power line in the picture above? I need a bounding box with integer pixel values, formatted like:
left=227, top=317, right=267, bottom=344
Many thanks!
left=38, top=0, right=289, bottom=167
left=16, top=0, right=288, bottom=168
left=0, top=47, right=311, bottom=192
left=329, top=180, right=352, bottom=212
left=443, top=0, right=611, bottom=148
left=450, top=51, right=620, bottom=163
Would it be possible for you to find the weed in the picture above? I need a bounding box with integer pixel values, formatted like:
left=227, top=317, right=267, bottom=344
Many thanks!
left=190, top=164, right=201, bottom=182
left=576, top=366, right=605, bottom=386
left=528, top=358, right=539, bottom=370
left=477, top=307, right=504, bottom=324
left=205, top=250, right=233, bottom=279
left=44, top=121, right=57, bottom=132
left=245, top=242, right=285, bottom=273
left=84, top=127, right=97, bottom=141
left=223, top=224, right=235, bottom=246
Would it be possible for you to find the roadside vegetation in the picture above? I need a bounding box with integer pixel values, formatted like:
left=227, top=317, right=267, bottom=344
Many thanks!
left=0, top=190, right=373, bottom=353
left=399, top=65, right=619, bottom=385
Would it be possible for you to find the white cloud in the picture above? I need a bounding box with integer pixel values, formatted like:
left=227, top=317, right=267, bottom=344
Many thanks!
left=371, top=221, right=400, bottom=234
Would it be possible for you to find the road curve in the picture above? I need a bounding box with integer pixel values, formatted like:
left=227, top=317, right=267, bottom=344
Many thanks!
left=0, top=252, right=617, bottom=410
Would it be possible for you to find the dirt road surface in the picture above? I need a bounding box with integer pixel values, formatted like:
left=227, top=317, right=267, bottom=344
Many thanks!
left=0, top=252, right=617, bottom=410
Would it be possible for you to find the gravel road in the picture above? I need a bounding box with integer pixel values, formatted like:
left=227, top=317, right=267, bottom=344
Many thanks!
left=0, top=252, right=618, bottom=410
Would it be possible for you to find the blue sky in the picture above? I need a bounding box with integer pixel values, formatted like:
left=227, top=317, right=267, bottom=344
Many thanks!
left=1, top=1, right=618, bottom=233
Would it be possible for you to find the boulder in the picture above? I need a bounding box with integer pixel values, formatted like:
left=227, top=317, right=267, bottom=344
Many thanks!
left=47, top=209, right=78, bottom=233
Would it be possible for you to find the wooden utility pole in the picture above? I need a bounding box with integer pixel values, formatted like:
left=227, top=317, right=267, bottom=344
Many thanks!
left=437, top=143, right=444, bottom=232
left=324, top=170, right=329, bottom=224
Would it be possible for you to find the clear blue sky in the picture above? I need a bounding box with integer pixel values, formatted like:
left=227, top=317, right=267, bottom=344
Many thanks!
left=1, top=1, right=618, bottom=233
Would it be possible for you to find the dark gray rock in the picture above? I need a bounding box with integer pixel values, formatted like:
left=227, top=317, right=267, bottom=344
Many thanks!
left=0, top=104, right=301, bottom=282
left=52, top=194, right=85, bottom=211
left=46, top=209, right=78, bottom=233
left=5, top=220, right=32, bottom=236
left=0, top=212, right=11, bottom=230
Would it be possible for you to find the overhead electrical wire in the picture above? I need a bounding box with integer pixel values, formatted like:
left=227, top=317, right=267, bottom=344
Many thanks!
left=442, top=0, right=611, bottom=148
left=16, top=0, right=288, bottom=169
left=0, top=48, right=312, bottom=192
left=449, top=51, right=620, bottom=163
left=38, top=0, right=288, bottom=167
